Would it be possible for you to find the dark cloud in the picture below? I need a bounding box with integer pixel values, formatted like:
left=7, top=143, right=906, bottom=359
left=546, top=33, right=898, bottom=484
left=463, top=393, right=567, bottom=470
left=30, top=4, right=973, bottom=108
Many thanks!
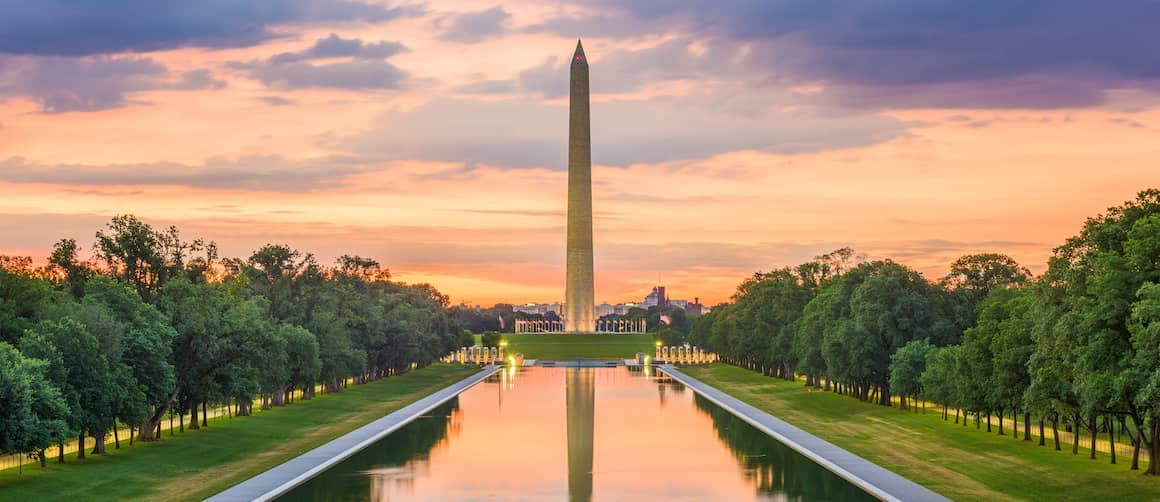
left=269, top=34, right=405, bottom=63
left=536, top=1, right=1160, bottom=109
left=436, top=6, right=511, bottom=43
left=0, top=0, right=423, bottom=56
left=257, top=95, right=296, bottom=106
left=0, top=155, right=377, bottom=191
left=228, top=34, right=407, bottom=90
left=173, top=69, right=228, bottom=90
left=0, top=55, right=225, bottom=113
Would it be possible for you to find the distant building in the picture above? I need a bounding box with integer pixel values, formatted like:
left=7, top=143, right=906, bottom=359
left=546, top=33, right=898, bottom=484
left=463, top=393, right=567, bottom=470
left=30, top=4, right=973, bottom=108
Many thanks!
left=513, top=303, right=563, bottom=315
left=643, top=286, right=667, bottom=308
left=684, top=297, right=705, bottom=316
left=595, top=302, right=615, bottom=318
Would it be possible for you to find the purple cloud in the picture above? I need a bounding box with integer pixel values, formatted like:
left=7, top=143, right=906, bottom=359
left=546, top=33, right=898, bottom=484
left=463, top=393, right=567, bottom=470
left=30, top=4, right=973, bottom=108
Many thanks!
left=0, top=0, right=423, bottom=56
left=534, top=0, right=1160, bottom=109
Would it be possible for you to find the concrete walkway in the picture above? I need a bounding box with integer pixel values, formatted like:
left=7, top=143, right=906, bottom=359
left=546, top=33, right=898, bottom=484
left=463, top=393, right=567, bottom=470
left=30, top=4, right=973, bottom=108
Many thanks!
left=206, top=366, right=501, bottom=502
left=661, top=365, right=949, bottom=502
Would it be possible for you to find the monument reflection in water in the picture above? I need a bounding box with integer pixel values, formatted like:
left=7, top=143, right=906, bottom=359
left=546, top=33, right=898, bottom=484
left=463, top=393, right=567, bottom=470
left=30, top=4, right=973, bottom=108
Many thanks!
left=278, top=367, right=874, bottom=501
left=566, top=368, right=594, bottom=501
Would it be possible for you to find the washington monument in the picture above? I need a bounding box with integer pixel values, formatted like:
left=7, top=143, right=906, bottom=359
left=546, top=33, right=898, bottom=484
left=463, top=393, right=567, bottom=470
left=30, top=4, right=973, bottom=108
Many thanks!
left=565, top=40, right=595, bottom=333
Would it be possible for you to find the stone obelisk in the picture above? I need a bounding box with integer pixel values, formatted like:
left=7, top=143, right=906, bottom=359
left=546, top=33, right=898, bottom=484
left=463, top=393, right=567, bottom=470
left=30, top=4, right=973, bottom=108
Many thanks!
left=565, top=39, right=595, bottom=333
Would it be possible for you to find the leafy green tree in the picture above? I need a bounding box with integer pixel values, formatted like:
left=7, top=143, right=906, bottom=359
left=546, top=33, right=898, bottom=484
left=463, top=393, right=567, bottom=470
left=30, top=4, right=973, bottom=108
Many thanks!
left=20, top=319, right=118, bottom=460
left=796, top=285, right=842, bottom=389
left=1032, top=190, right=1160, bottom=469
left=46, top=238, right=95, bottom=298
left=890, top=339, right=934, bottom=410
left=282, top=324, right=322, bottom=399
left=79, top=277, right=175, bottom=432
left=989, top=287, right=1037, bottom=439
left=0, top=342, right=69, bottom=469
left=94, top=215, right=215, bottom=302
left=0, top=260, right=51, bottom=345
left=921, top=345, right=961, bottom=421
left=940, top=253, right=1032, bottom=332
left=1129, top=282, right=1160, bottom=472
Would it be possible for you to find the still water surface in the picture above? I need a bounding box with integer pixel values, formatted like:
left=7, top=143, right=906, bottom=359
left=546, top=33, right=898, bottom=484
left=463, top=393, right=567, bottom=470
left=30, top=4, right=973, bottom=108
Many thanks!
left=280, top=366, right=874, bottom=501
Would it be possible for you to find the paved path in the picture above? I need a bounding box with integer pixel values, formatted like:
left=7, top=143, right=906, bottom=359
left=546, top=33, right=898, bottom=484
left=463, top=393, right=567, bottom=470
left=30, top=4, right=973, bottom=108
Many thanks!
left=206, top=366, right=501, bottom=502
left=661, top=365, right=949, bottom=502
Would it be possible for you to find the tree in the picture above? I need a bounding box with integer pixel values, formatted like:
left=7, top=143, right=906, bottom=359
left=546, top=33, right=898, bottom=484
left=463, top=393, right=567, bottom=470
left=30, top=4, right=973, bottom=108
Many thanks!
left=845, top=261, right=953, bottom=404
left=941, top=253, right=1032, bottom=332
left=921, top=345, right=961, bottom=421
left=1035, top=191, right=1160, bottom=471
left=0, top=342, right=69, bottom=469
left=94, top=215, right=214, bottom=301
left=989, top=287, right=1037, bottom=439
left=79, top=277, right=175, bottom=436
left=46, top=238, right=95, bottom=298
left=19, top=319, right=118, bottom=460
left=890, top=339, right=934, bottom=411
left=1129, top=282, right=1160, bottom=472
left=0, top=262, right=50, bottom=345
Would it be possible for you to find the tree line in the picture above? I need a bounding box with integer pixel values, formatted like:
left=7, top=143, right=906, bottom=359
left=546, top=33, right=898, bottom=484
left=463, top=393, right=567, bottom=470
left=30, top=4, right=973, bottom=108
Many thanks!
left=0, top=215, right=469, bottom=467
left=686, top=189, right=1160, bottom=475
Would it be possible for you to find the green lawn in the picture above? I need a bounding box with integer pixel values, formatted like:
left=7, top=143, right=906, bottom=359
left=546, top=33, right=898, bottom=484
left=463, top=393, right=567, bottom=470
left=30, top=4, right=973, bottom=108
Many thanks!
left=0, top=364, right=479, bottom=501
left=502, top=333, right=655, bottom=360
left=679, top=364, right=1159, bottom=501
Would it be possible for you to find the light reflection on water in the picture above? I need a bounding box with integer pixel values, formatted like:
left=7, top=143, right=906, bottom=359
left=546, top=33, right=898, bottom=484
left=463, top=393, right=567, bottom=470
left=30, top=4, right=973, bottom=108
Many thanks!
left=278, top=366, right=874, bottom=501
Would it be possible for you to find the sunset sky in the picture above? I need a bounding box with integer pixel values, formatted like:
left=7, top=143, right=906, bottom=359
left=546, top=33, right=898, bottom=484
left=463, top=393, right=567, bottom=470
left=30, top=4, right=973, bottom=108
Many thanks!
left=1, top=1, right=1157, bottom=306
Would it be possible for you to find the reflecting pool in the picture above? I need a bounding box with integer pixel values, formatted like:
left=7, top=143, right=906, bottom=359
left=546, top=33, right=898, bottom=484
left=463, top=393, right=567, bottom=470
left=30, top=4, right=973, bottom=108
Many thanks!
left=279, top=366, right=875, bottom=501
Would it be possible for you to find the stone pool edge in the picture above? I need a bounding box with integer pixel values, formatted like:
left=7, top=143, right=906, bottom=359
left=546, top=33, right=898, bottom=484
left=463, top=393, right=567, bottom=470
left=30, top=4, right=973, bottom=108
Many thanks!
left=659, top=365, right=949, bottom=502
left=205, top=365, right=502, bottom=502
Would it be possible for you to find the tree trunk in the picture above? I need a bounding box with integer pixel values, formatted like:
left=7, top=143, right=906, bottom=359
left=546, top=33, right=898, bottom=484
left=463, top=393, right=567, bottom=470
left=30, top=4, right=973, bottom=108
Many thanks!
left=113, top=427, right=120, bottom=449
left=987, top=413, right=992, bottom=433
left=202, top=402, right=208, bottom=426
left=77, top=432, right=85, bottom=460
left=139, top=387, right=180, bottom=442
left=1072, top=413, right=1081, bottom=454
left=1147, top=420, right=1159, bottom=475
left=1108, top=415, right=1116, bottom=464
left=1024, top=413, right=1032, bottom=441
left=188, top=403, right=200, bottom=430
left=1089, top=416, right=1097, bottom=460
left=1131, top=425, right=1141, bottom=471
left=91, top=430, right=106, bottom=455
left=954, top=408, right=959, bottom=424
left=57, top=443, right=64, bottom=464
left=997, top=410, right=1003, bottom=435
left=1053, top=416, right=1061, bottom=451
left=39, top=449, right=46, bottom=468
left=1039, top=418, right=1045, bottom=446
left=273, top=386, right=287, bottom=406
